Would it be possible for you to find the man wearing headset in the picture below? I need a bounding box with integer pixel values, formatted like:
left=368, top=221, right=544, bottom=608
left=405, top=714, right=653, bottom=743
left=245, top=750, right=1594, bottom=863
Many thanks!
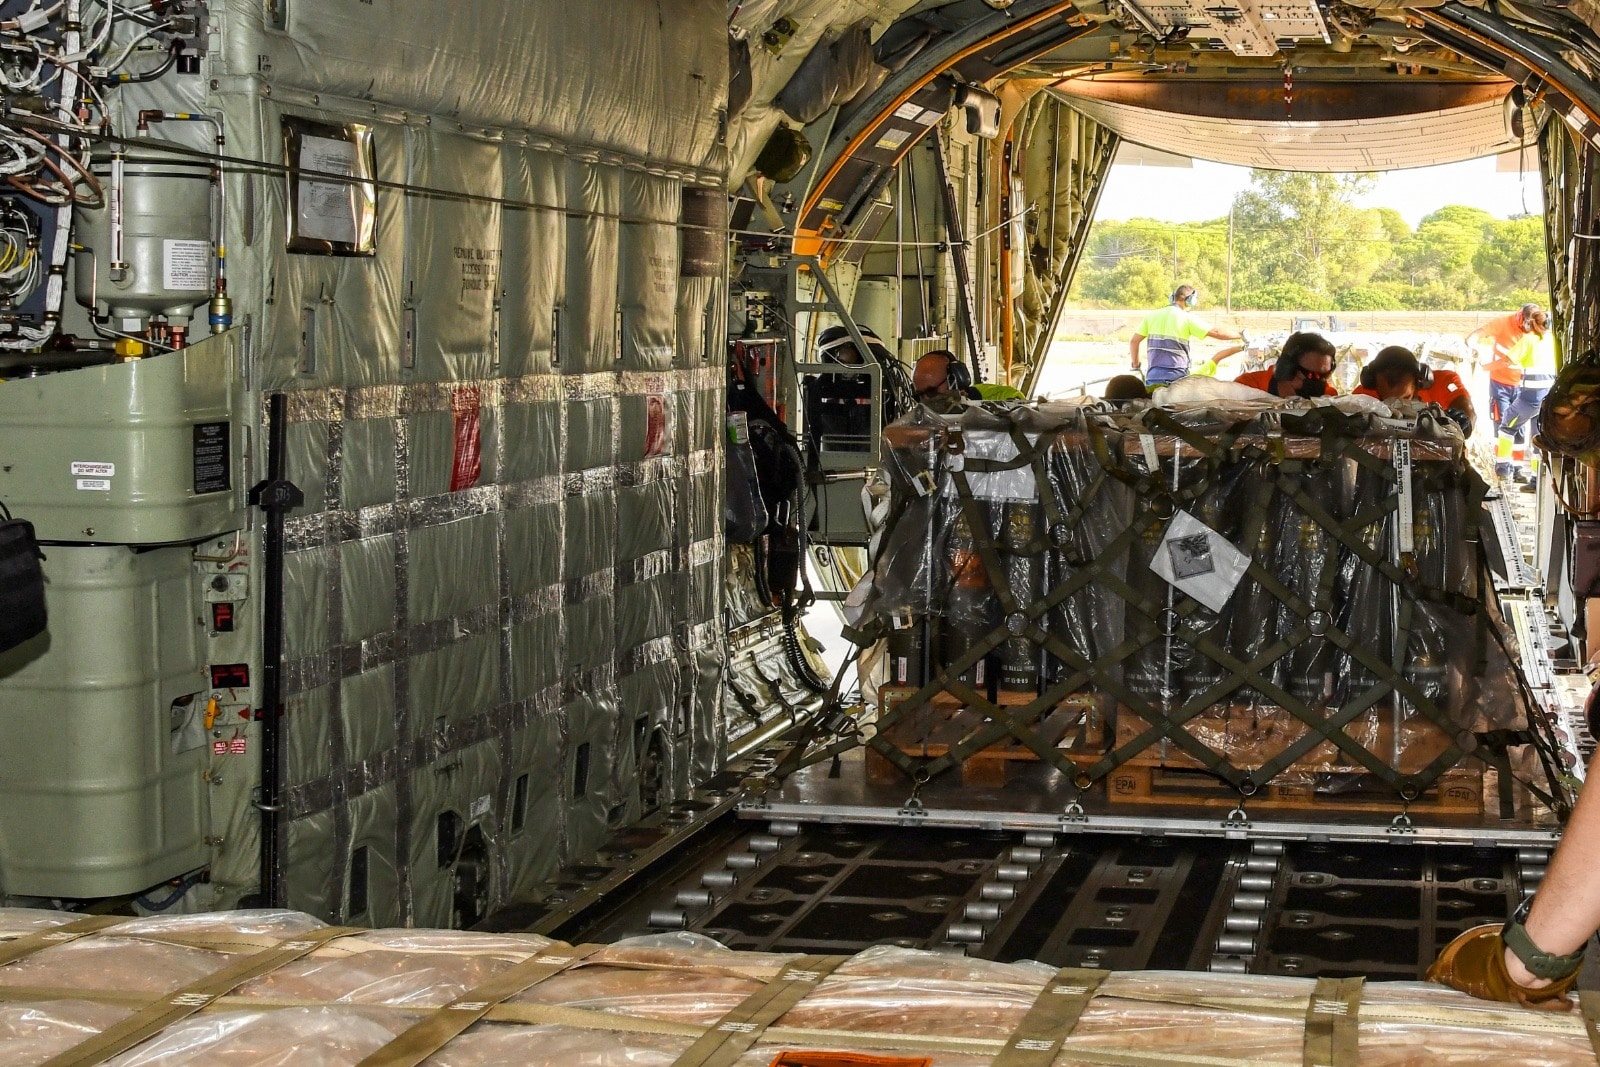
left=1352, top=345, right=1476, bottom=434
left=1233, top=331, right=1337, bottom=398
left=911, top=349, right=1025, bottom=411
left=1129, top=284, right=1245, bottom=387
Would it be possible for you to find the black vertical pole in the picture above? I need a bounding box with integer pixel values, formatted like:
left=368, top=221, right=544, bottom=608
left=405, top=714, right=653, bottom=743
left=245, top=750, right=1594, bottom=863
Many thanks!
left=931, top=137, right=984, bottom=379
left=249, top=392, right=302, bottom=908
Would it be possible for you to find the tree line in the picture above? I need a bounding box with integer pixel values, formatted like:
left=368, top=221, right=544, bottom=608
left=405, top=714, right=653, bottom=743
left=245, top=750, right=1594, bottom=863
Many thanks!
left=1068, top=170, right=1547, bottom=312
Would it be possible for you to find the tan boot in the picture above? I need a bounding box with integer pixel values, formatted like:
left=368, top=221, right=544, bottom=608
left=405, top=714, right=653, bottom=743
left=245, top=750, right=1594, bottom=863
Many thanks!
left=1426, top=924, right=1578, bottom=1011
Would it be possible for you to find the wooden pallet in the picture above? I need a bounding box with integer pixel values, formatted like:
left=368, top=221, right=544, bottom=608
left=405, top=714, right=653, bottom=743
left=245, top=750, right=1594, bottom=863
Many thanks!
left=1093, top=761, right=1482, bottom=814
left=867, top=687, right=1107, bottom=788
left=1114, top=705, right=1461, bottom=777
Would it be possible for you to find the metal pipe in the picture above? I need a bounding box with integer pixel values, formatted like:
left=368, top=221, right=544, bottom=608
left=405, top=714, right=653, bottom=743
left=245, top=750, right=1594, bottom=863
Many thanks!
left=1420, top=4, right=1600, bottom=130
left=1000, top=136, right=1015, bottom=380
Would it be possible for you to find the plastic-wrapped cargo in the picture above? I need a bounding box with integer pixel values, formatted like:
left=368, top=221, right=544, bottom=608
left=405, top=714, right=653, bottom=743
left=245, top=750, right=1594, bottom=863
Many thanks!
left=0, top=908, right=1590, bottom=1065
left=860, top=398, right=1498, bottom=805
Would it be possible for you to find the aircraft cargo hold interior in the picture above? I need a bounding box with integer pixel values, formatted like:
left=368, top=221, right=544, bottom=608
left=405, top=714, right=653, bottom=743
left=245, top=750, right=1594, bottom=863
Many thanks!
left=3, top=0, right=1600, bottom=1062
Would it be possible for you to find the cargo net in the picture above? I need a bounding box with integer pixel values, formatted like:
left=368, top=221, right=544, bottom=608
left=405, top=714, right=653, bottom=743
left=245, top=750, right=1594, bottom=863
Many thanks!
left=786, top=400, right=1565, bottom=815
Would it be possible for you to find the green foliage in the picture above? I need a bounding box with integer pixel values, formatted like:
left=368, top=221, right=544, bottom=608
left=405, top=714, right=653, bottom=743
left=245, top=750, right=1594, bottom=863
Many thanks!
left=1229, top=171, right=1384, bottom=298
left=1473, top=216, right=1546, bottom=298
left=1401, top=282, right=1470, bottom=311
left=1069, top=170, right=1549, bottom=311
left=1068, top=217, right=1229, bottom=307
left=1236, top=282, right=1321, bottom=310
left=1334, top=283, right=1411, bottom=311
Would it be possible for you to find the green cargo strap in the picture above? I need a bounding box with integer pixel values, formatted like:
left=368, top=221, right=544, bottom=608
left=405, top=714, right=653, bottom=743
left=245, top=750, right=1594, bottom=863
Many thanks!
left=40, top=924, right=365, bottom=1067
left=992, top=967, right=1107, bottom=1066
left=356, top=941, right=603, bottom=1067
left=0, top=915, right=131, bottom=970
left=1302, top=976, right=1362, bottom=1067
left=669, top=954, right=850, bottom=1067
left=1580, top=993, right=1600, bottom=1065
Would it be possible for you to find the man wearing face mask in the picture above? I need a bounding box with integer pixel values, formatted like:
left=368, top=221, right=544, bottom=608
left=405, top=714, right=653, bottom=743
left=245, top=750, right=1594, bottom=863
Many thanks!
left=1234, top=332, right=1337, bottom=399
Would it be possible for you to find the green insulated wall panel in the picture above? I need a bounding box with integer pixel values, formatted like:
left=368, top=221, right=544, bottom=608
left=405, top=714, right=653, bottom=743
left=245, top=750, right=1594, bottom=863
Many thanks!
left=207, top=0, right=729, bottom=919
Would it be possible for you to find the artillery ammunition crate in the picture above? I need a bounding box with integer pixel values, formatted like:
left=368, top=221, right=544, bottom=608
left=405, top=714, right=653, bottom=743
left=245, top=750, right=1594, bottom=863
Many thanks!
left=838, top=399, right=1523, bottom=810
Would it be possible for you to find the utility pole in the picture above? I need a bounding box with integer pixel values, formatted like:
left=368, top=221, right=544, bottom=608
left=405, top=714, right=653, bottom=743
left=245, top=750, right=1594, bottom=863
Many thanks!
left=1226, top=204, right=1234, bottom=313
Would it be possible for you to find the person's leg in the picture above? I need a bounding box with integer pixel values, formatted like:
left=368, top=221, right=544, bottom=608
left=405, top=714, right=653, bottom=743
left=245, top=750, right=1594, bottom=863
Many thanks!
left=1502, top=385, right=1548, bottom=483
left=1490, top=380, right=1516, bottom=434
left=1490, top=380, right=1518, bottom=478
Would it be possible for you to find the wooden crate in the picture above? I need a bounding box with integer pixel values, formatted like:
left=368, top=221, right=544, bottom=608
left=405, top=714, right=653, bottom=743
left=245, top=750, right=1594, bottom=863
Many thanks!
left=867, top=687, right=1107, bottom=788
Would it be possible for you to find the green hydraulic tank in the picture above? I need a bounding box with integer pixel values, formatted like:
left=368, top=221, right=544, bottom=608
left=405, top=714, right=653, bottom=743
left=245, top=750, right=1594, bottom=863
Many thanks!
left=0, top=544, right=210, bottom=897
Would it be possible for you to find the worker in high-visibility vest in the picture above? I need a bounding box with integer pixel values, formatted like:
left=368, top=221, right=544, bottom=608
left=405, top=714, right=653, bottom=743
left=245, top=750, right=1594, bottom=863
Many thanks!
left=1467, top=303, right=1547, bottom=478
left=1129, top=284, right=1243, bottom=387
left=1498, top=320, right=1557, bottom=487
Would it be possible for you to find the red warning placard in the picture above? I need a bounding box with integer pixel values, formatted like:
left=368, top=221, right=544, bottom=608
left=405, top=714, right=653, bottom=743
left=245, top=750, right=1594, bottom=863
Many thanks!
left=451, top=386, right=482, bottom=491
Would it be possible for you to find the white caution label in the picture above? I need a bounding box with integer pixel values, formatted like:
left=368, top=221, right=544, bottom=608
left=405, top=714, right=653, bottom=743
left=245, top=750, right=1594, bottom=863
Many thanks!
left=162, top=239, right=211, bottom=290
left=76, top=478, right=112, bottom=492
left=70, top=461, right=114, bottom=477
left=1393, top=439, right=1414, bottom=554
left=470, top=793, right=492, bottom=820
left=875, top=128, right=912, bottom=151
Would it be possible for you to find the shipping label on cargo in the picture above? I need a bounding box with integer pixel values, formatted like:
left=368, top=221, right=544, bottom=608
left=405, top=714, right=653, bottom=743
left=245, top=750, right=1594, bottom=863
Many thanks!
left=1151, top=511, right=1249, bottom=612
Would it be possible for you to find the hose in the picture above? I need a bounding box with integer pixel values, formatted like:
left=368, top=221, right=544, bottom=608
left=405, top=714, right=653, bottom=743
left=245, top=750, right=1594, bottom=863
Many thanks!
left=134, top=870, right=205, bottom=912
left=781, top=602, right=830, bottom=693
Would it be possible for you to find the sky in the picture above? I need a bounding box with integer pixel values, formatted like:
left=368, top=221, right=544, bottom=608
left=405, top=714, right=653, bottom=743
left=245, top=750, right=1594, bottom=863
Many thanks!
left=1094, top=155, right=1545, bottom=228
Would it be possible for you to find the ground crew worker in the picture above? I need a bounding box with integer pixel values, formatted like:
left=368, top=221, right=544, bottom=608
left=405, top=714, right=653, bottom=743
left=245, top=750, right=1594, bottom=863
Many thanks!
left=911, top=350, right=1025, bottom=412
left=1129, top=285, right=1243, bottom=387
left=1499, top=317, right=1557, bottom=484
left=1467, top=303, right=1544, bottom=474
left=1233, top=332, right=1336, bottom=398
left=1103, top=374, right=1149, bottom=402
left=1187, top=343, right=1250, bottom=378
left=1353, top=346, right=1475, bottom=434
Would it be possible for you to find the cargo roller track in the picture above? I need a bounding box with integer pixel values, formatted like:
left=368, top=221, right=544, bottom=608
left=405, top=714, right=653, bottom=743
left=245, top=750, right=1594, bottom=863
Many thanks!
left=486, top=796, right=1548, bottom=980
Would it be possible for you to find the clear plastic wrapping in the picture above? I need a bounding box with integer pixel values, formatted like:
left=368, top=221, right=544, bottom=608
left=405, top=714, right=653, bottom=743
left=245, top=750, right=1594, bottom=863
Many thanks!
left=864, top=398, right=1497, bottom=798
